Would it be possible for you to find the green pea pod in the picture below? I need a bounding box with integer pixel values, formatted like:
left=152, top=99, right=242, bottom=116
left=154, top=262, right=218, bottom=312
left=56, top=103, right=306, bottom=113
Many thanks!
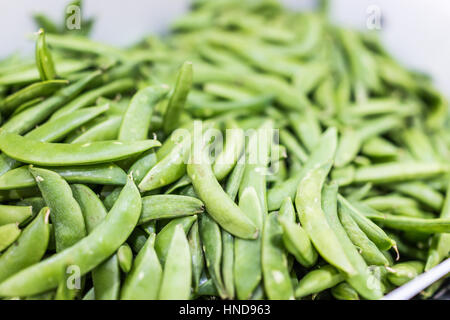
left=127, top=228, right=148, bottom=253
left=278, top=197, right=296, bottom=223
left=279, top=129, right=308, bottom=163
left=221, top=228, right=235, bottom=299
left=119, top=84, right=169, bottom=141
left=158, top=225, right=192, bottom=300
left=30, top=167, right=86, bottom=251
left=54, top=265, right=78, bottom=300
left=0, top=207, right=50, bottom=283
left=154, top=215, right=197, bottom=266
left=368, top=214, right=450, bottom=233
left=188, top=221, right=204, bottom=292
left=387, top=261, right=424, bottom=286
left=82, top=287, right=96, bottom=300
left=0, top=80, right=68, bottom=115
left=117, top=244, right=133, bottom=273
left=331, top=282, right=360, bottom=300
left=199, top=213, right=227, bottom=299
left=0, top=132, right=160, bottom=166
left=0, top=176, right=141, bottom=297
left=392, top=182, right=444, bottom=212
left=0, top=223, right=21, bottom=252
left=163, top=61, right=193, bottom=134
left=0, top=164, right=127, bottom=190
left=262, top=212, right=294, bottom=300
left=139, top=195, right=204, bottom=224
left=128, top=150, right=158, bottom=184
left=0, top=205, right=32, bottom=226
left=295, top=265, right=344, bottom=298
left=224, top=159, right=245, bottom=202
left=35, top=29, right=56, bottom=80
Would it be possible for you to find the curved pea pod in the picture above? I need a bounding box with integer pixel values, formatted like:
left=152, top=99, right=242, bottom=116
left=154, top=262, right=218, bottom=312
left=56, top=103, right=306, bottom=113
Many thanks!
left=0, top=177, right=141, bottom=297
left=387, top=261, right=424, bottom=287
left=0, top=164, right=127, bottom=190
left=117, top=244, right=133, bottom=273
left=338, top=208, right=390, bottom=266
left=262, top=213, right=294, bottom=300
left=11, top=97, right=44, bottom=117
left=278, top=197, right=296, bottom=223
left=35, top=29, right=56, bottom=80
left=199, top=213, right=227, bottom=299
left=30, top=167, right=86, bottom=252
left=221, top=229, right=235, bottom=299
left=71, top=184, right=107, bottom=233
left=139, top=195, right=204, bottom=224
left=279, top=129, right=308, bottom=163
left=188, top=221, right=204, bottom=292
left=289, top=108, right=322, bottom=153
left=0, top=207, right=50, bottom=283
left=92, top=254, right=120, bottom=300
left=128, top=150, right=158, bottom=184
left=295, top=265, right=344, bottom=299
left=163, top=61, right=193, bottom=134
left=0, top=79, right=68, bottom=115
left=337, top=195, right=396, bottom=251
left=0, top=205, right=33, bottom=226
left=0, top=132, right=160, bottom=166
left=119, top=84, right=169, bottom=141
left=392, top=182, right=444, bottom=212
left=158, top=225, right=192, bottom=300
left=331, top=282, right=360, bottom=300
left=67, top=115, right=122, bottom=144
left=154, top=215, right=197, bottom=266
left=279, top=217, right=318, bottom=268
left=0, top=223, right=21, bottom=252
left=366, top=213, right=450, bottom=234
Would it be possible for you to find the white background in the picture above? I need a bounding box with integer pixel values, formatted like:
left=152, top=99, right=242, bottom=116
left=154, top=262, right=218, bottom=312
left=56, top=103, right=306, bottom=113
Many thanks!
left=1, top=0, right=449, bottom=95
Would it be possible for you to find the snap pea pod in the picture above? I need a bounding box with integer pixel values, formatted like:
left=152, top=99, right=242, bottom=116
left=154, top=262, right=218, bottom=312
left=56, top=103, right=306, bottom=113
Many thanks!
left=0, top=207, right=50, bottom=283
left=361, top=136, right=399, bottom=159
left=295, top=265, right=344, bottom=299
left=279, top=129, right=308, bottom=163
left=392, top=182, right=444, bottom=212
left=128, top=150, right=158, bottom=184
left=387, top=233, right=428, bottom=261
left=387, top=261, right=424, bottom=286
left=0, top=176, right=141, bottom=297
left=117, top=244, right=133, bottom=273
left=0, top=132, right=160, bottom=166
left=54, top=264, right=78, bottom=301
left=11, top=97, right=44, bottom=116
left=0, top=205, right=33, bottom=226
left=278, top=197, right=296, bottom=223
left=0, top=164, right=127, bottom=190
left=199, top=213, right=227, bottom=299
left=366, top=214, right=450, bottom=233
left=68, top=116, right=122, bottom=144
left=0, top=80, right=68, bottom=115
left=139, top=195, right=204, bottom=224
left=188, top=221, right=204, bottom=292
left=262, top=212, right=294, bottom=300
left=0, top=223, right=21, bottom=252
left=221, top=228, right=235, bottom=299
left=331, top=282, right=360, bottom=300
left=15, top=197, right=46, bottom=218
left=50, top=78, right=134, bottom=120
left=119, top=84, right=169, bottom=141
left=35, top=29, right=56, bottom=81
left=127, top=228, right=148, bottom=254
left=158, top=225, right=192, bottom=300
left=29, top=167, right=86, bottom=252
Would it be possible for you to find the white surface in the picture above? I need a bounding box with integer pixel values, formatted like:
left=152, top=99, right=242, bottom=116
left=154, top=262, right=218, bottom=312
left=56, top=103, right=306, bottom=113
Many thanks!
left=1, top=0, right=449, bottom=95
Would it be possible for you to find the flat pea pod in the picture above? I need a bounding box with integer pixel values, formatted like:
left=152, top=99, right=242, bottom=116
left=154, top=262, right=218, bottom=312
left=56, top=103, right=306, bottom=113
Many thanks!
left=278, top=216, right=318, bottom=268
left=187, top=150, right=258, bottom=239
left=188, top=221, right=204, bottom=292
left=154, top=215, right=197, bottom=266
left=199, top=213, right=227, bottom=299
left=128, top=150, right=158, bottom=184
left=0, top=223, right=21, bottom=252
left=0, top=164, right=127, bottom=190
left=158, top=224, right=191, bottom=300
left=139, top=195, right=204, bottom=224
left=118, top=84, right=169, bottom=141
left=338, top=207, right=390, bottom=266
left=295, top=265, right=344, bottom=299
left=71, top=184, right=107, bottom=233
left=35, top=29, right=56, bottom=80
left=121, top=233, right=162, bottom=300
left=367, top=214, right=450, bottom=234
left=67, top=115, right=122, bottom=144
left=0, top=205, right=32, bottom=226
left=262, top=212, right=294, bottom=300
left=0, top=207, right=50, bottom=283
left=0, top=132, right=160, bottom=166
left=163, top=61, right=193, bottom=134
left=387, top=261, right=424, bottom=286
left=1, top=70, right=101, bottom=135
left=0, top=176, right=141, bottom=297
left=331, top=282, right=360, bottom=300
left=337, top=195, right=396, bottom=251
left=50, top=78, right=134, bottom=120
left=117, top=244, right=133, bottom=273
left=30, top=167, right=86, bottom=252
left=0, top=80, right=68, bottom=115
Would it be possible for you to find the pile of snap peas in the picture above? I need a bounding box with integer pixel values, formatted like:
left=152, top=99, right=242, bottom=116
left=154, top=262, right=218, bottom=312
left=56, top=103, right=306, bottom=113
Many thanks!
left=0, top=0, right=449, bottom=300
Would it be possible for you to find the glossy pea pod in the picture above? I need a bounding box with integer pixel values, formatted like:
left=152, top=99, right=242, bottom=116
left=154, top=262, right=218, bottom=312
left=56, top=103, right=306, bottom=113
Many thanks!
left=35, top=28, right=56, bottom=81
left=295, top=265, right=344, bottom=299
left=188, top=221, right=204, bottom=292
left=67, top=115, right=122, bottom=144
left=0, top=205, right=33, bottom=226
left=0, top=176, right=141, bottom=297
left=387, top=261, right=424, bottom=287
left=331, top=282, right=360, bottom=300
left=117, top=244, right=133, bottom=273
left=0, top=223, right=21, bottom=252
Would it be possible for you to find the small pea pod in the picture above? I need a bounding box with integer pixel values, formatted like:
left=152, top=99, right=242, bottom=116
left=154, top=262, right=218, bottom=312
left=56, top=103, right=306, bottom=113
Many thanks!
left=278, top=197, right=296, bottom=223
left=366, top=214, right=450, bottom=233
left=128, top=150, right=158, bottom=184
left=35, top=29, right=56, bottom=80
left=221, top=229, right=235, bottom=299
left=0, top=207, right=50, bottom=283
left=68, top=116, right=122, bottom=144
left=30, top=167, right=86, bottom=251
left=117, top=244, right=133, bottom=273
left=0, top=223, right=21, bottom=252
left=387, top=261, right=424, bottom=286
left=121, top=234, right=162, bottom=300
left=331, top=282, right=360, bottom=300
left=188, top=221, right=204, bottom=292
left=158, top=225, right=192, bottom=300
left=0, top=205, right=32, bottom=226
left=295, top=265, right=344, bottom=299
left=0, top=176, right=141, bottom=297
left=262, top=212, right=294, bottom=300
